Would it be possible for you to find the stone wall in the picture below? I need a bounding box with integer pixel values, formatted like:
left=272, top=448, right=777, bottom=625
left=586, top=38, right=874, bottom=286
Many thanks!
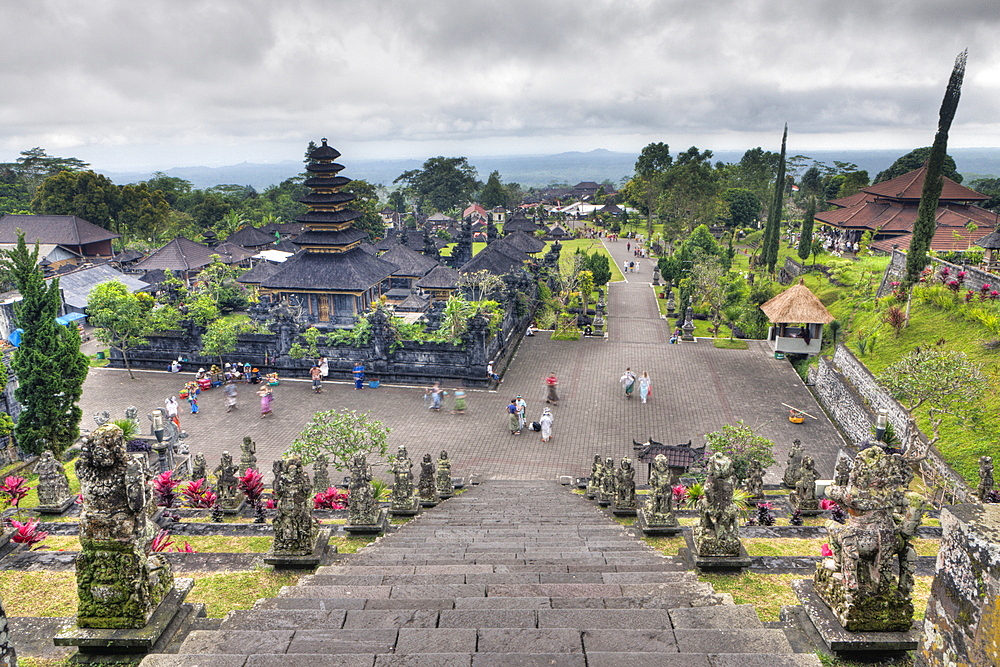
left=809, top=344, right=973, bottom=504
left=916, top=503, right=1000, bottom=667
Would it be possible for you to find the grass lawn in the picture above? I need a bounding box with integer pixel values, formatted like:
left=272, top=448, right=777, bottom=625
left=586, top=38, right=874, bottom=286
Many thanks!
left=555, top=238, right=625, bottom=283
left=40, top=534, right=275, bottom=553
left=713, top=338, right=748, bottom=349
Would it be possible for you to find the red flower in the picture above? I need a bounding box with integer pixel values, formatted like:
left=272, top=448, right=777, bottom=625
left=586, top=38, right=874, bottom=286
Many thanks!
left=821, top=543, right=833, bottom=557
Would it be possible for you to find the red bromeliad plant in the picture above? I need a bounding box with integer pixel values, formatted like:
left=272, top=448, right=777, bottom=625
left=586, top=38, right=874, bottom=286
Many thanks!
left=0, top=476, right=32, bottom=512
left=671, top=484, right=688, bottom=505
left=150, top=529, right=198, bottom=553
left=313, top=487, right=349, bottom=510
left=237, top=468, right=265, bottom=507
left=10, top=518, right=48, bottom=549
left=181, top=478, right=217, bottom=509
left=153, top=471, right=181, bottom=508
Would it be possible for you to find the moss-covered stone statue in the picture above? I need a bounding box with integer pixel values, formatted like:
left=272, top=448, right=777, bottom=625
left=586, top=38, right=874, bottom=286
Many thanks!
left=213, top=451, right=240, bottom=509
left=347, top=455, right=380, bottom=525
left=270, top=456, right=316, bottom=556
left=789, top=455, right=820, bottom=513
left=639, top=454, right=679, bottom=529
left=390, top=446, right=418, bottom=514
left=977, top=455, right=995, bottom=502
left=239, top=436, right=258, bottom=473
left=418, top=453, right=437, bottom=505
left=742, top=459, right=765, bottom=500
left=782, top=439, right=803, bottom=488
left=436, top=450, right=454, bottom=498
left=586, top=454, right=603, bottom=499
left=312, top=455, right=330, bottom=495
left=814, top=446, right=928, bottom=631
left=35, top=449, right=74, bottom=511
left=613, top=457, right=636, bottom=513
left=597, top=456, right=615, bottom=506
left=694, top=452, right=742, bottom=557
left=191, top=452, right=207, bottom=482
left=76, top=423, right=173, bottom=628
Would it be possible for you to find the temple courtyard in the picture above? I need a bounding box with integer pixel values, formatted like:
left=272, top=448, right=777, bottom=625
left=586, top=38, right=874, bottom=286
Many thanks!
left=78, top=240, right=846, bottom=483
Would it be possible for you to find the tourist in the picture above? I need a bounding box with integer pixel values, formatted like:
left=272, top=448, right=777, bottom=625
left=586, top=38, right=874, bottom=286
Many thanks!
left=545, top=372, right=559, bottom=405
left=620, top=367, right=636, bottom=399
left=515, top=395, right=527, bottom=431
left=310, top=365, right=323, bottom=393
left=626, top=242, right=631, bottom=253
left=639, top=371, right=651, bottom=404
left=487, top=360, right=500, bottom=383
left=224, top=380, right=239, bottom=412
left=184, top=382, right=200, bottom=414
left=353, top=362, right=366, bottom=390
left=243, top=362, right=252, bottom=382
left=429, top=383, right=444, bottom=410
left=164, top=396, right=180, bottom=428
left=539, top=407, right=554, bottom=442
left=168, top=359, right=181, bottom=373
left=318, top=356, right=329, bottom=381
left=451, top=388, right=466, bottom=414
left=258, top=386, right=273, bottom=418
left=507, top=398, right=521, bottom=435
left=526, top=323, right=536, bottom=336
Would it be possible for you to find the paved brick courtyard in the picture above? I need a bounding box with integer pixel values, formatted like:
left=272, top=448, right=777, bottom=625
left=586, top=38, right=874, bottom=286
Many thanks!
left=78, top=240, right=846, bottom=484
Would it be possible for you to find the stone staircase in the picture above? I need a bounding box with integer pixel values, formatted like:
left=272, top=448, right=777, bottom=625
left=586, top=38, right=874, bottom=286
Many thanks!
left=141, top=481, right=821, bottom=666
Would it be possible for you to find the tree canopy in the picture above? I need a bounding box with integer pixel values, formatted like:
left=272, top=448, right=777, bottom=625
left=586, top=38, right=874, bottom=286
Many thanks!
left=874, top=146, right=962, bottom=184
left=394, top=156, right=479, bottom=213
left=289, top=408, right=392, bottom=472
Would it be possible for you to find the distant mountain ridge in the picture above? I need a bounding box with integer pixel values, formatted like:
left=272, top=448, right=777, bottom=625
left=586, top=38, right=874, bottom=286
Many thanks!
left=103, top=147, right=1000, bottom=191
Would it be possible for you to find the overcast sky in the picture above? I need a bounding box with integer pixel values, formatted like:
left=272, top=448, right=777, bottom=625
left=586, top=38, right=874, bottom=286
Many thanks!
left=1, top=0, right=998, bottom=171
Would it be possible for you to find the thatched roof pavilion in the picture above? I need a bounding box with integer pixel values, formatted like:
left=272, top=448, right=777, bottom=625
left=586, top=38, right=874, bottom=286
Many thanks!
left=760, top=279, right=833, bottom=357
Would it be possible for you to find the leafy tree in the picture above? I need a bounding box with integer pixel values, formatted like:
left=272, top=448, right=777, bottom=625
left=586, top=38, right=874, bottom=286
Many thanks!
left=394, top=156, right=479, bottom=212
left=761, top=125, right=788, bottom=272
left=627, top=142, right=672, bottom=236
left=458, top=270, right=503, bottom=301
left=343, top=179, right=386, bottom=241
left=577, top=270, right=594, bottom=316
left=0, top=233, right=88, bottom=456
left=87, top=281, right=149, bottom=379
left=969, top=177, right=1000, bottom=211
left=799, top=166, right=823, bottom=197
left=185, top=294, right=221, bottom=328
left=874, top=146, right=962, bottom=184
left=798, top=197, right=816, bottom=262
left=879, top=346, right=982, bottom=447
left=658, top=147, right=721, bottom=237
left=387, top=189, right=407, bottom=213
left=201, top=318, right=253, bottom=366
left=584, top=250, right=612, bottom=286
left=31, top=170, right=118, bottom=228
left=192, top=255, right=249, bottom=313
left=13, top=147, right=89, bottom=196
left=140, top=173, right=193, bottom=206
left=704, top=421, right=776, bottom=485
left=905, top=51, right=967, bottom=286
left=722, top=188, right=761, bottom=228
left=289, top=409, right=392, bottom=472
left=480, top=171, right=507, bottom=208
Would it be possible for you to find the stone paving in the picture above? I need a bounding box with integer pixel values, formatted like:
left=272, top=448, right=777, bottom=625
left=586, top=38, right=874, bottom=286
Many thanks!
left=78, top=239, right=845, bottom=484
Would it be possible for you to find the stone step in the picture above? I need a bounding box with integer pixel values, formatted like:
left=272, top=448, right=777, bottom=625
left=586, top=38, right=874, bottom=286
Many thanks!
left=277, top=581, right=716, bottom=601
left=312, top=561, right=689, bottom=576
left=254, top=594, right=724, bottom=612
left=300, top=571, right=696, bottom=587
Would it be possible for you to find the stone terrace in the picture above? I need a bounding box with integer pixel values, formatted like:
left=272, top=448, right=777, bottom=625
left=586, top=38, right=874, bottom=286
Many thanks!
left=78, top=239, right=845, bottom=483
left=141, top=481, right=822, bottom=667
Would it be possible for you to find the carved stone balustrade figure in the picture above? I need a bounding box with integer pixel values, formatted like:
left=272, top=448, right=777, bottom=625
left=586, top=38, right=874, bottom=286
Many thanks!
left=270, top=456, right=316, bottom=556
left=75, top=424, right=173, bottom=628
left=815, top=446, right=927, bottom=631
left=418, top=454, right=437, bottom=505
left=436, top=450, right=454, bottom=498
left=191, top=453, right=207, bottom=482
left=35, top=449, right=74, bottom=512
left=743, top=459, right=765, bottom=500
left=693, top=452, right=742, bottom=557
left=782, top=439, right=803, bottom=488
left=977, top=455, right=995, bottom=502
left=597, top=457, right=615, bottom=506
left=213, top=452, right=240, bottom=509
left=312, top=455, right=330, bottom=495
left=586, top=455, right=603, bottom=499
left=789, top=455, right=820, bottom=513
left=239, top=436, right=258, bottom=473
left=347, top=456, right=381, bottom=525
left=389, top=445, right=418, bottom=514
left=613, top=457, right=637, bottom=513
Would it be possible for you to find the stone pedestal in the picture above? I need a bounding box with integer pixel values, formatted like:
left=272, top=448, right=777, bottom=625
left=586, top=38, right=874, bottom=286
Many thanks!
left=683, top=532, right=751, bottom=572
left=793, top=579, right=918, bottom=660
left=611, top=506, right=636, bottom=517
left=812, top=561, right=913, bottom=632
left=596, top=492, right=611, bottom=508
left=219, top=498, right=246, bottom=515
left=636, top=509, right=682, bottom=536
left=55, top=578, right=194, bottom=657
left=34, top=496, right=76, bottom=515
left=344, top=509, right=389, bottom=536
left=390, top=497, right=420, bottom=517
left=788, top=494, right=822, bottom=516
left=263, top=528, right=330, bottom=568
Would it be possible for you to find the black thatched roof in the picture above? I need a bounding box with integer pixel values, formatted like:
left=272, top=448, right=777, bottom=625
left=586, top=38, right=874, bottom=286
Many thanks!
left=976, top=230, right=1000, bottom=250
left=293, top=229, right=369, bottom=247
left=379, top=244, right=440, bottom=278
left=112, top=249, right=144, bottom=263
left=416, top=264, right=460, bottom=290
left=459, top=242, right=530, bottom=276
left=236, top=260, right=282, bottom=285
left=132, top=237, right=216, bottom=273
left=499, top=230, right=546, bottom=254
left=358, top=242, right=378, bottom=255
left=259, top=222, right=303, bottom=237
left=212, top=242, right=255, bottom=265
left=0, top=214, right=119, bottom=246
left=634, top=439, right=705, bottom=469
left=261, top=247, right=397, bottom=291
left=227, top=225, right=275, bottom=248
left=547, top=225, right=570, bottom=238
left=395, top=292, right=429, bottom=312
left=504, top=217, right=541, bottom=234
left=295, top=210, right=362, bottom=225
left=308, top=138, right=342, bottom=161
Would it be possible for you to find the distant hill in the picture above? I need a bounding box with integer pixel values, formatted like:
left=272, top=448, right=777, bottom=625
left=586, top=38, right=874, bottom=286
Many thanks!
left=104, top=147, right=1000, bottom=191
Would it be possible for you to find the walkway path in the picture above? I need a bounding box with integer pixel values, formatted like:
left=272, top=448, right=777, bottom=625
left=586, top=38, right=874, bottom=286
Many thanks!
left=78, top=240, right=845, bottom=483
left=141, top=481, right=821, bottom=667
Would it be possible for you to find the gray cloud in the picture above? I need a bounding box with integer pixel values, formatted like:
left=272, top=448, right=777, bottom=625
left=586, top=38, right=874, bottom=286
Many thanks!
left=0, top=0, right=997, bottom=169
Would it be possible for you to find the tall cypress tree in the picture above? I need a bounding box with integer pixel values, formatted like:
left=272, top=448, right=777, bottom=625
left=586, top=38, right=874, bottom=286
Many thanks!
left=798, top=197, right=816, bottom=262
left=2, top=233, right=88, bottom=456
left=762, top=124, right=788, bottom=272
left=905, top=50, right=968, bottom=285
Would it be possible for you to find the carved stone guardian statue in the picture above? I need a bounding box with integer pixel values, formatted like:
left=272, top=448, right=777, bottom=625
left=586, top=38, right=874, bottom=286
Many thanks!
left=693, top=452, right=742, bottom=557
left=789, top=455, right=820, bottom=513
left=597, top=457, right=615, bottom=507
left=312, top=455, right=330, bottom=495
left=436, top=450, right=454, bottom=498
left=418, top=454, right=438, bottom=506
left=585, top=454, right=603, bottom=499
left=389, top=445, right=419, bottom=515
left=977, top=455, right=995, bottom=502
left=638, top=454, right=680, bottom=533
left=35, top=449, right=74, bottom=513
left=213, top=452, right=240, bottom=510
left=269, top=456, right=316, bottom=556
left=239, top=436, right=258, bottom=473
left=783, top=439, right=803, bottom=488
left=612, top=457, right=637, bottom=515
left=75, top=424, right=173, bottom=628
left=742, top=459, right=765, bottom=500
left=191, top=453, right=207, bottom=482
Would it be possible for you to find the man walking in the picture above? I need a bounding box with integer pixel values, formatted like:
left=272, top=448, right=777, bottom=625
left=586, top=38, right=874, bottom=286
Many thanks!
left=224, top=380, right=239, bottom=412
left=310, top=365, right=323, bottom=393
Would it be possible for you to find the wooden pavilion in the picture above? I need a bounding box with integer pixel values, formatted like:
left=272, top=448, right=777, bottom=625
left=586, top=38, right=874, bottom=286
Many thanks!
left=760, top=279, right=834, bottom=357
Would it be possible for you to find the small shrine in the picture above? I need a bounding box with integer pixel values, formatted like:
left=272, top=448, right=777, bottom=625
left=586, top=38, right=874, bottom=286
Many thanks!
left=760, top=279, right=834, bottom=357
left=634, top=438, right=705, bottom=484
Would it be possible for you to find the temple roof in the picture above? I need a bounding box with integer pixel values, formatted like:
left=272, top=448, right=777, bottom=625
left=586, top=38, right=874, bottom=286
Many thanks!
left=0, top=214, right=120, bottom=247
left=295, top=209, right=362, bottom=226
left=293, top=228, right=369, bottom=248
left=863, top=167, right=989, bottom=202
left=131, top=237, right=216, bottom=273
left=378, top=244, right=440, bottom=278
left=416, top=264, right=461, bottom=290
left=498, top=230, right=546, bottom=254
left=760, top=280, right=835, bottom=324
left=227, top=225, right=276, bottom=248
left=261, top=247, right=397, bottom=291
left=308, top=138, right=341, bottom=161
left=236, top=259, right=282, bottom=285
left=634, top=439, right=705, bottom=468
left=212, top=242, right=255, bottom=265
left=975, top=230, right=1000, bottom=250
left=459, top=241, right=530, bottom=276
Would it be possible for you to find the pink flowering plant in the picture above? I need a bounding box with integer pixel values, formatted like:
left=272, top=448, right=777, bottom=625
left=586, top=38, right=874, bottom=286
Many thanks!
left=10, top=518, right=48, bottom=550
left=314, top=487, right=350, bottom=510
left=0, top=476, right=32, bottom=514
left=181, top=478, right=217, bottom=509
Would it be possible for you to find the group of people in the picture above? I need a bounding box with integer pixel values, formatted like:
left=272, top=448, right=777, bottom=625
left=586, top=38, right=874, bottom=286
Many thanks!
left=619, top=367, right=652, bottom=404
left=507, top=395, right=554, bottom=441
left=623, top=259, right=641, bottom=273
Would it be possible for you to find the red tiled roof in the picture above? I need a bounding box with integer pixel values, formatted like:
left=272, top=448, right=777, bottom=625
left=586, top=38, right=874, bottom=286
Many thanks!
left=863, top=167, right=989, bottom=202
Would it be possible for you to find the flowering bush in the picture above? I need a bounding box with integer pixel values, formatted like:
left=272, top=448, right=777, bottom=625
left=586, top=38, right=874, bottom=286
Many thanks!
left=819, top=498, right=838, bottom=510
left=313, top=487, right=350, bottom=510
left=671, top=484, right=688, bottom=505
left=0, top=476, right=32, bottom=511
left=788, top=509, right=804, bottom=526
left=150, top=529, right=197, bottom=553
left=746, top=502, right=775, bottom=526
left=181, top=478, right=217, bottom=509
left=153, top=471, right=181, bottom=508
left=10, top=518, right=48, bottom=549
left=703, top=422, right=775, bottom=485
left=237, top=468, right=265, bottom=507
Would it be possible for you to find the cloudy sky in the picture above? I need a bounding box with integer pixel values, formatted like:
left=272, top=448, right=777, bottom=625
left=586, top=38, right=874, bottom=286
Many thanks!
left=1, top=0, right=998, bottom=171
